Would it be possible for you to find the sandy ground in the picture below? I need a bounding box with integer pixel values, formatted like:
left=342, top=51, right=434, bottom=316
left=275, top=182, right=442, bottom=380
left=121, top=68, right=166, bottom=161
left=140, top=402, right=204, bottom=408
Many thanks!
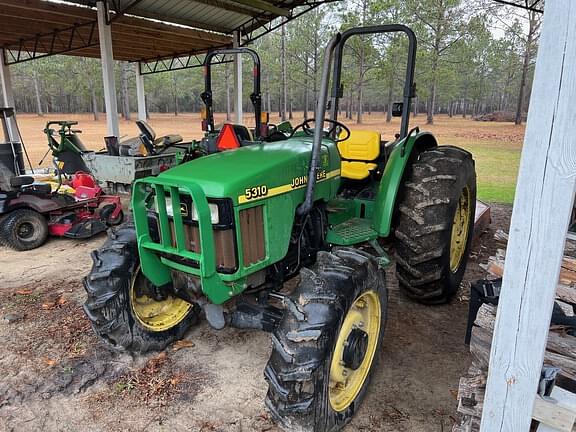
left=0, top=203, right=512, bottom=432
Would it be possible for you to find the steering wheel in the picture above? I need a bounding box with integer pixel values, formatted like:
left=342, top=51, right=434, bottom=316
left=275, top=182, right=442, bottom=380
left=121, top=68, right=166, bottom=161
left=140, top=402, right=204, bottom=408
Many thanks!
left=292, top=118, right=351, bottom=143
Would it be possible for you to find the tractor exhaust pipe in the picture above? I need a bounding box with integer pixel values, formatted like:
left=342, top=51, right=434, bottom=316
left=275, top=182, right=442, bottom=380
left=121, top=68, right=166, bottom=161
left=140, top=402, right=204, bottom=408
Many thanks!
left=297, top=34, right=341, bottom=217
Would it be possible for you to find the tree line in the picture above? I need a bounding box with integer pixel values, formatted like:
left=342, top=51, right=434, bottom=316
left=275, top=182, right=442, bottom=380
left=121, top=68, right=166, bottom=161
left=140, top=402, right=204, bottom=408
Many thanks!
left=7, top=0, right=540, bottom=126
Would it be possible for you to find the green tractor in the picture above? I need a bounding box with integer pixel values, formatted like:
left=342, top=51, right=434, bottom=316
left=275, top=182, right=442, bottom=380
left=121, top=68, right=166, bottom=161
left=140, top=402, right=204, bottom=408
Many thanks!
left=84, top=24, right=476, bottom=431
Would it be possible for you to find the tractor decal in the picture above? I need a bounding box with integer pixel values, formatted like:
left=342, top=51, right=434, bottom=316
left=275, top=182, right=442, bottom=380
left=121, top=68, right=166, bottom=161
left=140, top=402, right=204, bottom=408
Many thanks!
left=237, top=168, right=340, bottom=204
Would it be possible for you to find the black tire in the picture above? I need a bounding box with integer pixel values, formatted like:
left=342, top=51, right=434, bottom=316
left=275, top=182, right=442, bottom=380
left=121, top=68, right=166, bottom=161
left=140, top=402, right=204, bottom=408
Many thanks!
left=265, top=248, right=387, bottom=432
left=99, top=204, right=124, bottom=226
left=83, top=221, right=199, bottom=353
left=394, top=146, right=476, bottom=304
left=0, top=209, right=49, bottom=251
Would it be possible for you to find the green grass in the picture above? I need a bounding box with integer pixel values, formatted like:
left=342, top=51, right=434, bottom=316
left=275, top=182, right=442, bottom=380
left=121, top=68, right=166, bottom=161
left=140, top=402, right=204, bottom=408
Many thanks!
left=454, top=142, right=521, bottom=204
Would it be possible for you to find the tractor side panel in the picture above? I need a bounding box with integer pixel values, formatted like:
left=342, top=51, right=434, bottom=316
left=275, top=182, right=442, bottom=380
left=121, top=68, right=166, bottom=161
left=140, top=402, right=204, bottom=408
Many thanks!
left=372, top=132, right=437, bottom=237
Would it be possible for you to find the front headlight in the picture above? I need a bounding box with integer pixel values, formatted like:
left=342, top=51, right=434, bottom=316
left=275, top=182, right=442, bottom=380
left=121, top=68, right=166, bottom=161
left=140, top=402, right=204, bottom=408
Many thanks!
left=153, top=195, right=175, bottom=217
left=191, top=202, right=219, bottom=224
left=153, top=195, right=219, bottom=224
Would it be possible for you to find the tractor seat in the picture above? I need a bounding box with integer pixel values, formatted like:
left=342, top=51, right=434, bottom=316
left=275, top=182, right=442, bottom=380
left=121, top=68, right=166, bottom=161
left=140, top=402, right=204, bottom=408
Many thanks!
left=162, top=134, right=183, bottom=146
left=337, top=130, right=381, bottom=180
left=136, top=120, right=183, bottom=148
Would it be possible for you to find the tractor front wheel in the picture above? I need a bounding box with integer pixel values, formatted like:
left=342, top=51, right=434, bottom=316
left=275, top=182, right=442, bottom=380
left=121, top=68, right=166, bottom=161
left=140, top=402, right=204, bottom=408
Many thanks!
left=83, top=221, right=199, bottom=353
left=265, top=248, right=387, bottom=432
left=394, top=146, right=476, bottom=304
left=0, top=209, right=49, bottom=251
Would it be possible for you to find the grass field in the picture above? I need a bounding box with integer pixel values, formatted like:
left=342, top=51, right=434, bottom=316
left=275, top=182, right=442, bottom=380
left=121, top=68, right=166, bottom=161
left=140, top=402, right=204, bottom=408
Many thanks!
left=15, top=111, right=524, bottom=203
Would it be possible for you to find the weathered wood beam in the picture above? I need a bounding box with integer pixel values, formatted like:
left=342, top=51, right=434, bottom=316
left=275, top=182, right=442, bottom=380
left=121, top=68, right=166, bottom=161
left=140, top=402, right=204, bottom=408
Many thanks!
left=480, top=0, right=576, bottom=430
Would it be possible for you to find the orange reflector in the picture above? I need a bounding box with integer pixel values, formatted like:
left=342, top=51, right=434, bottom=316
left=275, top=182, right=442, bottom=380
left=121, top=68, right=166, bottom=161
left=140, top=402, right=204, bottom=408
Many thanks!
left=201, top=107, right=207, bottom=120
left=261, top=111, right=269, bottom=124
left=216, top=124, right=241, bottom=151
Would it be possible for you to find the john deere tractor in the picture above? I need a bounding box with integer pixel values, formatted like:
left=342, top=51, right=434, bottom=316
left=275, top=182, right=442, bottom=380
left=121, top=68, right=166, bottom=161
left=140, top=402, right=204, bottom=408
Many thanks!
left=84, top=25, right=476, bottom=431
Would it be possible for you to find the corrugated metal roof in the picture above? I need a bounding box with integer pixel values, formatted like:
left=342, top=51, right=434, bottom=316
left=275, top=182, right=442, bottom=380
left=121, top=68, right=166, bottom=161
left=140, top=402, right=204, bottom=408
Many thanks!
left=67, top=0, right=323, bottom=35
left=0, top=0, right=331, bottom=64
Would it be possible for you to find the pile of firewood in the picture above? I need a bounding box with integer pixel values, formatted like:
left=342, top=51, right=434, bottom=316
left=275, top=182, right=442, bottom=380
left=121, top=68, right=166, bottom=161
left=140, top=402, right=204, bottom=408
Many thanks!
left=452, top=231, right=576, bottom=432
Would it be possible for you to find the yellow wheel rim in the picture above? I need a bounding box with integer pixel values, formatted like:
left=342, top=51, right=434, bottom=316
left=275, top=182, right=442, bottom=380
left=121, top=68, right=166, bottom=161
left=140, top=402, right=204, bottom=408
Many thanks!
left=329, top=291, right=381, bottom=412
left=130, top=267, right=192, bottom=332
left=450, top=186, right=472, bottom=273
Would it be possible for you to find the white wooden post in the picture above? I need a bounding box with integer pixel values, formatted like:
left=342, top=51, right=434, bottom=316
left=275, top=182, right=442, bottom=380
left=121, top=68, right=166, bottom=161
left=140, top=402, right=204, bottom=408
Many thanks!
left=135, top=63, right=147, bottom=121
left=96, top=0, right=120, bottom=138
left=233, top=31, right=243, bottom=124
left=480, top=1, right=576, bottom=430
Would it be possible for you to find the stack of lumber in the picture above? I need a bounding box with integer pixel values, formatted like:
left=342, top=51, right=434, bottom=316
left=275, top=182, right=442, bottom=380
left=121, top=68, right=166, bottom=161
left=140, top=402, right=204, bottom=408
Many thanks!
left=452, top=231, right=576, bottom=432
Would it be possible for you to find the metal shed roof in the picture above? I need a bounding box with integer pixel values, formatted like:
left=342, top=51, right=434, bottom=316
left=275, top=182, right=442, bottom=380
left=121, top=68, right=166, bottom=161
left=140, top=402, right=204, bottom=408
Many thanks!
left=492, top=0, right=544, bottom=12
left=1, top=0, right=329, bottom=65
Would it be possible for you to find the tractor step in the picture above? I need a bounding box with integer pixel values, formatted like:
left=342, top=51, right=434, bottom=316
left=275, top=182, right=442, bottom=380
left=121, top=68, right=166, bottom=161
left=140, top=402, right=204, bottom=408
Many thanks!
left=326, top=217, right=378, bottom=246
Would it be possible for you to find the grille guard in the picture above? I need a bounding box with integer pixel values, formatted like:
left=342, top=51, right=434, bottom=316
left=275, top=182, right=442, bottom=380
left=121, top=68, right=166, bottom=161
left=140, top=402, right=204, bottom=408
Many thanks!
left=132, top=178, right=240, bottom=304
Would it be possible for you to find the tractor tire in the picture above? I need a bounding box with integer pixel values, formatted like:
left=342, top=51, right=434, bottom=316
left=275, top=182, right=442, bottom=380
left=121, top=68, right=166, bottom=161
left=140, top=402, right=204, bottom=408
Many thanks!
left=265, top=248, right=387, bottom=432
left=83, top=221, right=199, bottom=353
left=394, top=146, right=476, bottom=304
left=0, top=209, right=49, bottom=251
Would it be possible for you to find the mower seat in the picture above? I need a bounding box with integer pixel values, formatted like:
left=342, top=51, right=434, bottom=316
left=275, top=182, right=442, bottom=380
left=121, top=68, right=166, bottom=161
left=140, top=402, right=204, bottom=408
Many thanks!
left=10, top=176, right=52, bottom=194
left=337, top=130, right=381, bottom=180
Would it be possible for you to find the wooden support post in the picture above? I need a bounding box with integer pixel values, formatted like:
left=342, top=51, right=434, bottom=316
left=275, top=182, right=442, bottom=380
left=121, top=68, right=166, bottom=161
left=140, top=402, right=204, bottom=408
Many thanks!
left=97, top=0, right=120, bottom=138
left=480, top=1, right=576, bottom=430
left=135, top=63, right=147, bottom=121
left=233, top=31, right=243, bottom=125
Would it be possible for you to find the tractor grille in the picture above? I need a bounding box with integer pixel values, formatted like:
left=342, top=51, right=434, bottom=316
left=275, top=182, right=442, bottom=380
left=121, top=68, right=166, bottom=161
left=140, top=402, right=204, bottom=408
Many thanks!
left=166, top=221, right=237, bottom=272
left=239, top=205, right=266, bottom=266
left=147, top=208, right=238, bottom=274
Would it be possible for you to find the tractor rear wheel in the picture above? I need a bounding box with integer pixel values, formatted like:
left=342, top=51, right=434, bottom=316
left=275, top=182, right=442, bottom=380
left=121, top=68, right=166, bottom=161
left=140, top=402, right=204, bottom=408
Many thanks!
left=394, top=146, right=476, bottom=304
left=265, top=248, right=387, bottom=432
left=0, top=209, right=49, bottom=251
left=83, top=221, right=199, bottom=353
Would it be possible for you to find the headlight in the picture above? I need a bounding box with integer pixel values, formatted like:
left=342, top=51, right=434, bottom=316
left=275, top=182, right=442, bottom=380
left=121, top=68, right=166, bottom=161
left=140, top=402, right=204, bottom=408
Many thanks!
left=153, top=195, right=219, bottom=224
left=153, top=195, right=175, bottom=217
left=192, top=202, right=219, bottom=224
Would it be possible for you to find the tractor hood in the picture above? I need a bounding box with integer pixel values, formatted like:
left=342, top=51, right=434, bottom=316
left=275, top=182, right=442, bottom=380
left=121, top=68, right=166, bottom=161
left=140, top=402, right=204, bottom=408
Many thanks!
left=157, top=138, right=339, bottom=205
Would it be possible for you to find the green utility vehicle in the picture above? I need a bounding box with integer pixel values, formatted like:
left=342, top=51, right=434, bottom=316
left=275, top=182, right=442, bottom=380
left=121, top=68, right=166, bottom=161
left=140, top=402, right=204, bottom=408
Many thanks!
left=84, top=25, right=476, bottom=431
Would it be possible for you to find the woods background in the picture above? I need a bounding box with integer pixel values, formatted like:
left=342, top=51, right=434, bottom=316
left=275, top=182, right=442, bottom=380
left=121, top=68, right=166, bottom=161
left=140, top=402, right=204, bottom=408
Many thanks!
left=6, top=0, right=540, bottom=126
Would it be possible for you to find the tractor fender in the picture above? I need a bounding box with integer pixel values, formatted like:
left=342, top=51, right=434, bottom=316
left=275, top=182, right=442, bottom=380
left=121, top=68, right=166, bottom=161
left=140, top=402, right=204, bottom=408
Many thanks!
left=372, top=131, right=438, bottom=237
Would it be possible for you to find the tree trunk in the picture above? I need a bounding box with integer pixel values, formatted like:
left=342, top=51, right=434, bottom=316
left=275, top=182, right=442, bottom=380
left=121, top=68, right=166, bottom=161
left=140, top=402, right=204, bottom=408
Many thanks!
left=303, top=61, right=309, bottom=120
left=33, top=71, right=43, bottom=116
left=386, top=84, right=393, bottom=123
left=90, top=80, right=99, bottom=121
left=280, top=22, right=287, bottom=122
left=120, top=62, right=131, bottom=120
left=289, top=85, right=293, bottom=120
left=266, top=73, right=272, bottom=116
left=225, top=64, right=231, bottom=121
left=172, top=75, right=178, bottom=116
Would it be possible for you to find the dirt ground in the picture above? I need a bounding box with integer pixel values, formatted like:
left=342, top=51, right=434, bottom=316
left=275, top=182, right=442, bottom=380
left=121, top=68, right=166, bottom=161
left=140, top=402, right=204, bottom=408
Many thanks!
left=15, top=112, right=525, bottom=170
left=0, top=204, right=512, bottom=432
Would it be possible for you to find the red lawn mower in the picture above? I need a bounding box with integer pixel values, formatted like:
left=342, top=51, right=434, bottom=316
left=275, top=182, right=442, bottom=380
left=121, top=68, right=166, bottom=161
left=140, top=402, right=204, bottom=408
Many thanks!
left=0, top=171, right=123, bottom=251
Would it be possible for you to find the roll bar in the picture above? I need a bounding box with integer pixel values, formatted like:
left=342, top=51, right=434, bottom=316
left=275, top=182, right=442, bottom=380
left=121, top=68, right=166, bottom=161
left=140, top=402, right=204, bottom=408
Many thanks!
left=200, top=48, right=263, bottom=138
left=299, top=24, right=417, bottom=217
